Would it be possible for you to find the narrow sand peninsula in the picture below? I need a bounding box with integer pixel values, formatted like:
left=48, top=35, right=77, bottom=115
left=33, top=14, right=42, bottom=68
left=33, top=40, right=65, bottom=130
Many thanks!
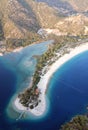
left=15, top=42, right=88, bottom=116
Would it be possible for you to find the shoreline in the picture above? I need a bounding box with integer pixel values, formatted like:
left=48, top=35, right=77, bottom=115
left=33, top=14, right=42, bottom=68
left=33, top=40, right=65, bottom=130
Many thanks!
left=0, top=40, right=53, bottom=56
left=15, top=42, right=88, bottom=116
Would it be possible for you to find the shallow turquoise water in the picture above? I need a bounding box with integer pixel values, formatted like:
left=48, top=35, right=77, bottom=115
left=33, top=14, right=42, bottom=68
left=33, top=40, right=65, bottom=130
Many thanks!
left=0, top=42, right=88, bottom=130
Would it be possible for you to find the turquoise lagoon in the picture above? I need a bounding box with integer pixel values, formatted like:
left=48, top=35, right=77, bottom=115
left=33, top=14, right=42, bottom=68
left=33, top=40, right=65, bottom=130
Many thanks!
left=0, top=41, right=88, bottom=130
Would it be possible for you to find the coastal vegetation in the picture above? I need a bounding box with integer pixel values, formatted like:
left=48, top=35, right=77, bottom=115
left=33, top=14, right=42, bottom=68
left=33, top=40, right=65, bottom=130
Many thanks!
left=18, top=87, right=40, bottom=109
left=1, top=0, right=88, bottom=129
left=3, top=34, right=88, bottom=53
left=5, top=33, right=41, bottom=50
left=1, top=0, right=88, bottom=54
left=60, top=115, right=88, bottom=130
left=18, top=35, right=88, bottom=109
left=1, top=0, right=88, bottom=50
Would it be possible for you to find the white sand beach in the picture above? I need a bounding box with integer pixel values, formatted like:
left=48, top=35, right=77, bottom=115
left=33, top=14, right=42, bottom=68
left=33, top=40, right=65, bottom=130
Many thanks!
left=15, top=42, right=88, bottom=116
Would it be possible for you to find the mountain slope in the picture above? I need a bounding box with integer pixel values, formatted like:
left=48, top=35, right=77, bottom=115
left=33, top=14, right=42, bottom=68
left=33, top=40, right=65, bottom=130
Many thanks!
left=0, top=0, right=88, bottom=42
left=65, top=0, right=88, bottom=12
left=0, top=0, right=61, bottom=39
left=2, top=0, right=40, bottom=39
left=36, top=0, right=88, bottom=14
left=36, top=0, right=77, bottom=16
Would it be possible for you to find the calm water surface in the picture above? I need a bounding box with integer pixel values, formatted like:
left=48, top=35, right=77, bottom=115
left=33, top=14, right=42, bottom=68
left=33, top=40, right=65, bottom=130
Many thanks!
left=0, top=44, right=88, bottom=130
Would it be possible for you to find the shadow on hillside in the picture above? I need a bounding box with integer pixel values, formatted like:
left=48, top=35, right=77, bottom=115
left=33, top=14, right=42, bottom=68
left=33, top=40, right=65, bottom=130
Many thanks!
left=0, top=20, right=4, bottom=41
left=36, top=0, right=77, bottom=16
left=8, top=0, right=40, bottom=34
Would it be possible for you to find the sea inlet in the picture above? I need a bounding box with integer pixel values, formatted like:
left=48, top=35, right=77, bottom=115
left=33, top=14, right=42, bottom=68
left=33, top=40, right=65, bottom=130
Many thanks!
left=0, top=41, right=88, bottom=130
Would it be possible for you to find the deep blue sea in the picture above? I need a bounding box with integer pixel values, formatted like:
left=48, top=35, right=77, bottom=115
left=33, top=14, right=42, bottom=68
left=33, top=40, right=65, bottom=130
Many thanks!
left=0, top=42, right=88, bottom=130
